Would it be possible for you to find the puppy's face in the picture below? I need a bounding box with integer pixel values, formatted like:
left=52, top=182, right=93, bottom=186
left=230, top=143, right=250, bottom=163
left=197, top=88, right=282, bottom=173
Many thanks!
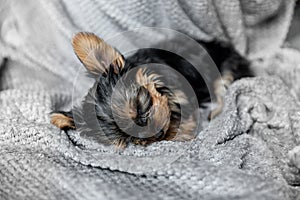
left=112, top=72, right=171, bottom=142
left=112, top=80, right=171, bottom=143
left=72, top=32, right=172, bottom=146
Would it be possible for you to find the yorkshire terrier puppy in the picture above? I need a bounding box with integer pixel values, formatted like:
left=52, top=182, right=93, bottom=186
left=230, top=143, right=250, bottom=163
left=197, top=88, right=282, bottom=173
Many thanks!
left=50, top=32, right=252, bottom=148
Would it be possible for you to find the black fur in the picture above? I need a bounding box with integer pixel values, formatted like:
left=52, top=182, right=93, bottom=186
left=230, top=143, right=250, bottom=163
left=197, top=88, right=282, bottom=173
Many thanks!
left=53, top=40, right=253, bottom=145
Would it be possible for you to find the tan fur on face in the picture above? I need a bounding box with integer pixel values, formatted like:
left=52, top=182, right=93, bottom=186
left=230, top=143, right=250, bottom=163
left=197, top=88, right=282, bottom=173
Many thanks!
left=136, top=68, right=163, bottom=87
left=50, top=113, right=75, bottom=129
left=136, top=68, right=188, bottom=106
left=112, top=100, right=137, bottom=121
left=163, top=114, right=196, bottom=141
left=145, top=83, right=171, bottom=135
left=135, top=68, right=171, bottom=136
left=135, top=67, right=194, bottom=140
left=171, top=115, right=196, bottom=141
left=72, top=32, right=124, bottom=75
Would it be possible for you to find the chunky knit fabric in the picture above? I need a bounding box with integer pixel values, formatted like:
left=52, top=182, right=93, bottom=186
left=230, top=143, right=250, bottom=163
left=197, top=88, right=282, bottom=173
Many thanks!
left=1, top=0, right=300, bottom=199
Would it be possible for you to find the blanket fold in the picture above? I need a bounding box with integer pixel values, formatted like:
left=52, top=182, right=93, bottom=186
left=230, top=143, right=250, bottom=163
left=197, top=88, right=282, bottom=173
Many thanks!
left=1, top=0, right=300, bottom=199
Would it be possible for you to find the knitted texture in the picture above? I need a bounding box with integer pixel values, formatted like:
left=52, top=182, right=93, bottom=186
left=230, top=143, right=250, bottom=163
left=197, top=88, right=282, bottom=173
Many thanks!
left=1, top=0, right=300, bottom=199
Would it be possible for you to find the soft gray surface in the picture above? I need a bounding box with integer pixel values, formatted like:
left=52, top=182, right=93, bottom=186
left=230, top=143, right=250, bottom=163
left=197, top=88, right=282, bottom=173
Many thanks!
left=1, top=0, right=300, bottom=199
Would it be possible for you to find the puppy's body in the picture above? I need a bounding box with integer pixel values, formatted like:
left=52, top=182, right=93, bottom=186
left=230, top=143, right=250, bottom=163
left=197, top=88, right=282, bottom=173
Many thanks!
left=51, top=32, right=253, bottom=148
left=125, top=42, right=253, bottom=105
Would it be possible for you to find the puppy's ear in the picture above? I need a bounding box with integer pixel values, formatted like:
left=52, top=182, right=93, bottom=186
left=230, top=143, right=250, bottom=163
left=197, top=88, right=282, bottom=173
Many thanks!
left=72, top=32, right=124, bottom=75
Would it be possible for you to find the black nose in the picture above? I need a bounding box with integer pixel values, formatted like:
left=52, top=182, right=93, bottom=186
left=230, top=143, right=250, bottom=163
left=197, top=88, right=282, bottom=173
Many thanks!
left=135, top=117, right=147, bottom=127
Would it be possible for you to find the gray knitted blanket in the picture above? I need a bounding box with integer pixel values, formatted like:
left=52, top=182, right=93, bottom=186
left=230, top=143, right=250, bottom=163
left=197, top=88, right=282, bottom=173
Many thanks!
left=1, top=0, right=300, bottom=199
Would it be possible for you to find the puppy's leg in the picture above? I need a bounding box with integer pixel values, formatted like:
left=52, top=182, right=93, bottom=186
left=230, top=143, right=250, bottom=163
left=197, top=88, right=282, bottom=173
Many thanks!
left=209, top=51, right=253, bottom=119
left=208, top=71, right=234, bottom=120
left=50, top=111, right=75, bottom=130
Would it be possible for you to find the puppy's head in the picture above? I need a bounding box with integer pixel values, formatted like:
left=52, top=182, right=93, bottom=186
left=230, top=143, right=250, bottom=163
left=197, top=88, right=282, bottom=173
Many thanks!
left=72, top=32, right=172, bottom=145
left=111, top=68, right=171, bottom=142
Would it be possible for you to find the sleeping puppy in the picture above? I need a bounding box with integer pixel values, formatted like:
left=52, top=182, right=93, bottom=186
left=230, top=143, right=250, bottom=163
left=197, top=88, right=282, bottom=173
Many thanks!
left=50, top=32, right=252, bottom=148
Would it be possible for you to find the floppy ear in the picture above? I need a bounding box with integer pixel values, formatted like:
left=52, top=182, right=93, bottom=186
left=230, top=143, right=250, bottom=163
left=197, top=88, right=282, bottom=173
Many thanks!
left=72, top=32, right=124, bottom=75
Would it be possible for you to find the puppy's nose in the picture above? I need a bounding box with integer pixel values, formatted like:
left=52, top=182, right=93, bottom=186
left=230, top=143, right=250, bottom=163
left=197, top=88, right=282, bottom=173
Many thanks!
left=135, top=117, right=147, bottom=127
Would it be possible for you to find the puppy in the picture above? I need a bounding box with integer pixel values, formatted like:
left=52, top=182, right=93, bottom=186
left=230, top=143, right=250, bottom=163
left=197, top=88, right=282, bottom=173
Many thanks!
left=51, top=32, right=252, bottom=148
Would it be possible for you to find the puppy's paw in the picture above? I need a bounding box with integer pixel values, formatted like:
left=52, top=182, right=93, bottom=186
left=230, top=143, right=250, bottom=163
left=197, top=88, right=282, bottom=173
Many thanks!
left=208, top=72, right=234, bottom=120
left=208, top=106, right=223, bottom=120
left=112, top=138, right=129, bottom=149
left=132, top=138, right=151, bottom=146
left=50, top=112, right=75, bottom=130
